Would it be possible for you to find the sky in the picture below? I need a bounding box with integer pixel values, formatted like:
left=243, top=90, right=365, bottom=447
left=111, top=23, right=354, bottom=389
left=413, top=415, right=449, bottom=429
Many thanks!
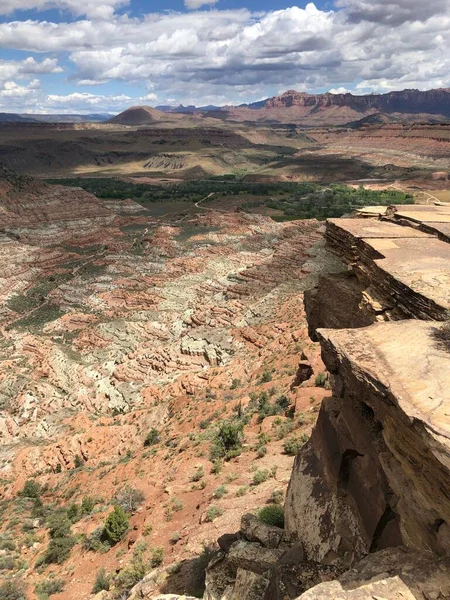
left=0, top=0, right=449, bottom=114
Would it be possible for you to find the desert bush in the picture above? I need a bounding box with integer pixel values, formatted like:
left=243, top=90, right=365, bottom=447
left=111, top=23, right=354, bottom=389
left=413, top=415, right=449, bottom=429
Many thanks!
left=35, top=578, right=65, bottom=598
left=205, top=505, right=223, bottom=522
left=191, top=466, right=204, bottom=482
left=144, top=428, right=161, bottom=446
left=252, top=469, right=270, bottom=485
left=209, top=419, right=244, bottom=461
left=283, top=436, right=303, bottom=456
left=114, top=485, right=145, bottom=513
left=67, top=503, right=81, bottom=522
left=256, top=445, right=267, bottom=458
left=270, top=489, right=284, bottom=505
left=104, top=506, right=129, bottom=544
left=170, top=531, right=181, bottom=545
left=236, top=486, right=249, bottom=497
left=19, top=479, right=41, bottom=499
left=82, top=527, right=109, bottom=552
left=81, top=495, right=96, bottom=514
left=92, top=567, right=110, bottom=593
left=258, top=505, right=285, bottom=528
left=41, top=536, right=76, bottom=565
left=0, top=580, right=26, bottom=600
left=150, top=546, right=164, bottom=567
left=433, top=321, right=450, bottom=352
left=213, top=485, right=227, bottom=499
left=74, top=454, right=85, bottom=468
left=315, top=372, right=327, bottom=387
left=38, top=512, right=75, bottom=565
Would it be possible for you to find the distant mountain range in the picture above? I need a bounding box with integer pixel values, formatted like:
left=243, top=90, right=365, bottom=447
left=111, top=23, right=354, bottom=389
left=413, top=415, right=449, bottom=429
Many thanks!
left=3, top=88, right=450, bottom=127
left=0, top=113, right=111, bottom=123
left=147, top=88, right=450, bottom=127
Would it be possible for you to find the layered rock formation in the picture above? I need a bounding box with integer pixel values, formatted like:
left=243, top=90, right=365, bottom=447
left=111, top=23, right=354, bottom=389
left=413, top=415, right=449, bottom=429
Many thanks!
left=225, top=88, right=450, bottom=125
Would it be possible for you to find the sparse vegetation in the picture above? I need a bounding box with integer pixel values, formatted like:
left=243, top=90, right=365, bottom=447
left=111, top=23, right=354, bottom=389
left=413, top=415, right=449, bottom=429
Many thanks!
left=205, top=505, right=224, bottom=522
left=433, top=321, right=450, bottom=353
left=252, top=469, right=270, bottom=485
left=0, top=580, right=26, bottom=600
left=113, top=485, right=145, bottom=513
left=35, top=578, right=65, bottom=599
left=144, top=427, right=161, bottom=447
left=314, top=372, right=328, bottom=387
left=19, top=479, right=41, bottom=499
left=92, top=568, right=110, bottom=593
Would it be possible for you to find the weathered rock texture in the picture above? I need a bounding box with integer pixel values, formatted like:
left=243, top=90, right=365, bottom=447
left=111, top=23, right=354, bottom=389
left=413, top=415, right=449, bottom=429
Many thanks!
left=286, top=320, right=450, bottom=563
left=297, top=547, right=450, bottom=600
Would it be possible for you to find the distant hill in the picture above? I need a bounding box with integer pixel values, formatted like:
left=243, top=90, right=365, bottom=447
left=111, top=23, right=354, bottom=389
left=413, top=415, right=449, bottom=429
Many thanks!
left=108, top=106, right=171, bottom=125
left=0, top=113, right=110, bottom=123
left=0, top=113, right=39, bottom=123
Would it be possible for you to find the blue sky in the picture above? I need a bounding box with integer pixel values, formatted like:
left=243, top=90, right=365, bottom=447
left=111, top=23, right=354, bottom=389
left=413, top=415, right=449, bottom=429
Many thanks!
left=0, top=0, right=448, bottom=113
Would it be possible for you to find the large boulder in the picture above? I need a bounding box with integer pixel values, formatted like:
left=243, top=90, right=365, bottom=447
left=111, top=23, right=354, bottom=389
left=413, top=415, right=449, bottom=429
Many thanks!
left=240, top=514, right=284, bottom=549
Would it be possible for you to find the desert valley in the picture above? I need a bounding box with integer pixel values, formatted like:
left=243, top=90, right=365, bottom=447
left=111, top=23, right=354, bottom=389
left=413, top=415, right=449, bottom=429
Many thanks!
left=0, top=81, right=449, bottom=600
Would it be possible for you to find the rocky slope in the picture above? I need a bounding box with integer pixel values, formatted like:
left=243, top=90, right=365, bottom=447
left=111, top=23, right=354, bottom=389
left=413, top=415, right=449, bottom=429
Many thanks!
left=0, top=165, right=337, bottom=599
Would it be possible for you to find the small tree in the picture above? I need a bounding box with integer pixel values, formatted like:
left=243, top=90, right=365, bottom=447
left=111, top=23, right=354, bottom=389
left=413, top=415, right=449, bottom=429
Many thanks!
left=104, top=506, right=129, bottom=544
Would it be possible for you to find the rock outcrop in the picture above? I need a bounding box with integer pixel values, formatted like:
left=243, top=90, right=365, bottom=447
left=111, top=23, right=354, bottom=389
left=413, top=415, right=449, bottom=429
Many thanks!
left=206, top=204, right=450, bottom=599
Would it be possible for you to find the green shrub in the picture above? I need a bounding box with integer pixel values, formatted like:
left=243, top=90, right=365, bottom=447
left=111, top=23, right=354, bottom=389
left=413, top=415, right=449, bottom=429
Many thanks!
left=67, top=503, right=81, bottom=522
left=19, top=479, right=41, bottom=499
left=315, top=372, right=327, bottom=387
left=41, top=535, right=76, bottom=565
left=270, top=489, right=284, bottom=505
left=211, top=459, right=223, bottom=475
left=213, top=485, right=227, bottom=499
left=236, top=486, right=249, bottom=497
left=74, top=454, right=85, bottom=468
left=191, top=466, right=204, bottom=482
left=150, top=546, right=164, bottom=567
left=0, top=580, right=26, bottom=600
left=92, top=567, right=110, bottom=593
left=104, top=506, right=129, bottom=544
left=81, top=496, right=96, bottom=514
left=260, top=370, right=273, bottom=383
left=48, top=513, right=71, bottom=539
left=170, top=531, right=181, bottom=545
left=82, top=527, right=109, bottom=553
left=144, top=428, right=160, bottom=447
left=256, top=445, right=267, bottom=458
left=252, top=469, right=270, bottom=485
left=283, top=437, right=303, bottom=456
left=209, top=419, right=244, bottom=461
left=258, top=505, right=285, bottom=528
left=205, top=505, right=223, bottom=522
left=35, top=578, right=65, bottom=599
